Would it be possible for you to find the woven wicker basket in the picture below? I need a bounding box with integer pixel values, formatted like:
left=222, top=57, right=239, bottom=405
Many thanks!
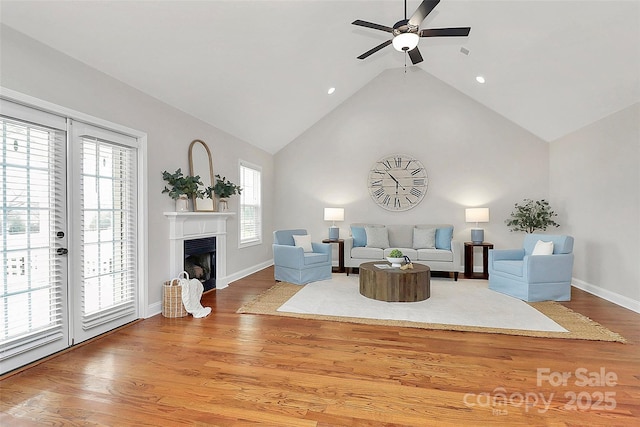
left=162, top=278, right=188, bottom=318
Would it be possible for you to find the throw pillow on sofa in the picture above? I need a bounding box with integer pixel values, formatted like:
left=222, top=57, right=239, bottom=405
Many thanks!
left=351, top=226, right=367, bottom=247
left=413, top=227, right=436, bottom=249
left=435, top=227, right=453, bottom=250
left=365, top=226, right=390, bottom=249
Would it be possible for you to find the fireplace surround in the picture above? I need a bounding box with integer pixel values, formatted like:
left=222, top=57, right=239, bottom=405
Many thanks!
left=164, top=212, right=234, bottom=289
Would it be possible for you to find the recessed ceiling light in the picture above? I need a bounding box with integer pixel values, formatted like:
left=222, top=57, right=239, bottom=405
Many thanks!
left=476, top=76, right=486, bottom=84
left=327, top=87, right=336, bottom=95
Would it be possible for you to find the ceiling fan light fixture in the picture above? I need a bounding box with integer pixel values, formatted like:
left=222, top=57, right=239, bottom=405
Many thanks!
left=392, top=32, right=419, bottom=52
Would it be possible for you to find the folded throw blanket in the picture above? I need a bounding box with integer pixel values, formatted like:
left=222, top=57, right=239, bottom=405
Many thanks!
left=179, top=272, right=212, bottom=318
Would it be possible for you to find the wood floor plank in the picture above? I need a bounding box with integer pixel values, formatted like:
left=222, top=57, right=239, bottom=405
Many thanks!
left=1, top=266, right=639, bottom=426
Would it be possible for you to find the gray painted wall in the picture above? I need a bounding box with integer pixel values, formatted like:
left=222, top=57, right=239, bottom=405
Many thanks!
left=550, top=103, right=640, bottom=303
left=1, top=25, right=275, bottom=312
left=274, top=68, right=550, bottom=257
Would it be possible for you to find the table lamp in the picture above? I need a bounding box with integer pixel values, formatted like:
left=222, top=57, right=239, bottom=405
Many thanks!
left=324, top=207, right=344, bottom=240
left=465, top=207, right=490, bottom=244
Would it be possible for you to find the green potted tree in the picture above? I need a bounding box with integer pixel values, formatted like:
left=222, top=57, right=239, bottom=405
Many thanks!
left=206, top=174, right=242, bottom=211
left=161, top=168, right=204, bottom=211
left=506, top=199, right=560, bottom=233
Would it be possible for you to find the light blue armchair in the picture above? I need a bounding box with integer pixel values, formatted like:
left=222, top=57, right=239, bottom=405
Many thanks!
left=273, top=229, right=332, bottom=285
left=488, top=234, right=574, bottom=302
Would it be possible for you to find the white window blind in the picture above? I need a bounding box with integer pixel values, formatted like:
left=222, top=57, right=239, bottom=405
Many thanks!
left=77, top=132, right=137, bottom=333
left=239, top=161, right=261, bottom=246
left=1, top=110, right=67, bottom=364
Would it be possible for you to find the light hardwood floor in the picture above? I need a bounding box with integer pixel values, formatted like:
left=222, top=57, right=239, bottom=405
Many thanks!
left=1, top=267, right=639, bottom=426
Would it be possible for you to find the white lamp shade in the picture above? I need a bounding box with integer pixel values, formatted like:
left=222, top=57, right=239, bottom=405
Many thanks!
left=392, top=32, right=419, bottom=52
left=465, top=208, right=490, bottom=223
left=324, top=207, right=344, bottom=222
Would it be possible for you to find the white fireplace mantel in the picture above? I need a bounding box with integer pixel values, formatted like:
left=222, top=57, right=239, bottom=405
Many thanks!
left=164, top=212, right=235, bottom=289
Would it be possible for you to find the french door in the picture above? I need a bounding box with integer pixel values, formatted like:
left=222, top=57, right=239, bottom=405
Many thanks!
left=69, top=121, right=138, bottom=345
left=1, top=100, right=139, bottom=374
left=0, top=102, right=69, bottom=374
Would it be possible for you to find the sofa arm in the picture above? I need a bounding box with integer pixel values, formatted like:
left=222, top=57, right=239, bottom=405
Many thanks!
left=343, top=237, right=354, bottom=255
left=451, top=240, right=464, bottom=271
left=525, top=254, right=574, bottom=283
left=273, top=244, right=305, bottom=269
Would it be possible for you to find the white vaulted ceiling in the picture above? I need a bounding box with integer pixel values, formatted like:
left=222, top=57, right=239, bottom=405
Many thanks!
left=1, top=0, right=639, bottom=153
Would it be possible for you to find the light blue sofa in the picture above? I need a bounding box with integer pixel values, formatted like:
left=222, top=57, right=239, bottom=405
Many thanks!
left=488, top=234, right=574, bottom=302
left=273, top=229, right=332, bottom=285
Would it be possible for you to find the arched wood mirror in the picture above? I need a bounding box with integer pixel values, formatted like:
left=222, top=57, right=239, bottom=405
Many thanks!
left=189, top=139, right=215, bottom=211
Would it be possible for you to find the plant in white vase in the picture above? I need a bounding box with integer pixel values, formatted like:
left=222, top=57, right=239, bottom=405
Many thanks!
left=205, top=174, right=242, bottom=211
left=387, top=249, right=404, bottom=268
left=161, top=168, right=204, bottom=211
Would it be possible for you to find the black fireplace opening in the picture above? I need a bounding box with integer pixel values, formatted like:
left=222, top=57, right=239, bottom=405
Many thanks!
left=184, top=237, right=216, bottom=291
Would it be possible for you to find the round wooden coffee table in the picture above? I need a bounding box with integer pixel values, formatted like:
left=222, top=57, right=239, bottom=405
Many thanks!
left=359, top=262, right=431, bottom=302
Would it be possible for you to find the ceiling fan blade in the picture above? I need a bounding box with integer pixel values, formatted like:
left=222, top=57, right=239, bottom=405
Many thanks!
left=408, top=47, right=424, bottom=65
left=408, top=0, right=440, bottom=27
left=357, top=39, right=393, bottom=60
left=352, top=19, right=394, bottom=33
left=419, top=27, right=471, bottom=37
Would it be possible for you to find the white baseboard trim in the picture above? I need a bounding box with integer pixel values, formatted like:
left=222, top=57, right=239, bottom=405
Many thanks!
left=572, top=278, right=640, bottom=314
left=144, top=261, right=274, bottom=319
left=224, top=260, right=274, bottom=285
left=146, top=301, right=162, bottom=318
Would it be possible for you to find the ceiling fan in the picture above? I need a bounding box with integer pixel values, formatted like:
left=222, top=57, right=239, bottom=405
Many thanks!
left=352, top=0, right=471, bottom=65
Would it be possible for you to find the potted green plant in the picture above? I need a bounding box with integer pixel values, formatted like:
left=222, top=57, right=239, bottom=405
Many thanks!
left=505, top=199, right=560, bottom=233
left=206, top=174, right=242, bottom=211
left=387, top=249, right=404, bottom=268
left=161, top=168, right=204, bottom=211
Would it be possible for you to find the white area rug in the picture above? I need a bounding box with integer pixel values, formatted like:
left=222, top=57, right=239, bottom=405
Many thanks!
left=277, top=275, right=567, bottom=332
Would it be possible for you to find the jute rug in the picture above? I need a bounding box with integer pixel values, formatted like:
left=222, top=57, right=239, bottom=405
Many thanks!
left=237, top=278, right=626, bottom=342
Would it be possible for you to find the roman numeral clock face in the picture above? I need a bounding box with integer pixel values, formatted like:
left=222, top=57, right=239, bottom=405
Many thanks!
left=368, top=154, right=428, bottom=211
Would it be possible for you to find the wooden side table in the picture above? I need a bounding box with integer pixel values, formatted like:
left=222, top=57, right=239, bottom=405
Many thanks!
left=322, top=238, right=345, bottom=273
left=464, top=242, right=494, bottom=279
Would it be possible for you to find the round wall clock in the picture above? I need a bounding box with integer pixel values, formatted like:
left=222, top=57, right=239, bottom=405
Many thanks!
left=367, top=154, right=428, bottom=211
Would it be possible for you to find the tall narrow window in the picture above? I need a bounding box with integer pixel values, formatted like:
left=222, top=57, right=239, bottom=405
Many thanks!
left=239, top=161, right=261, bottom=247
